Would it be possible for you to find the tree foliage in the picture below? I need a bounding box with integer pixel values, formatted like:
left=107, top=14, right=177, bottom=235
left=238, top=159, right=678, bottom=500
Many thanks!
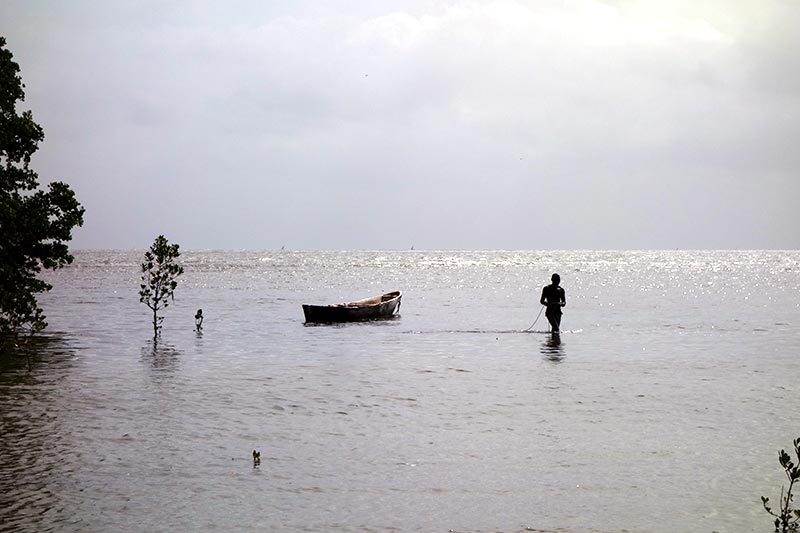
left=139, top=235, right=184, bottom=338
left=763, top=437, right=800, bottom=532
left=0, top=36, right=85, bottom=346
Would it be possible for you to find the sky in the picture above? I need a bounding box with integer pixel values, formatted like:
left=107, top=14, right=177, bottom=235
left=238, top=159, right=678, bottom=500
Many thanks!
left=1, top=0, right=798, bottom=250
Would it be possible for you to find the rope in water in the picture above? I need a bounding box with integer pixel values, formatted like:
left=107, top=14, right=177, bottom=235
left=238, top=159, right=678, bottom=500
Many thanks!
left=523, top=305, right=546, bottom=332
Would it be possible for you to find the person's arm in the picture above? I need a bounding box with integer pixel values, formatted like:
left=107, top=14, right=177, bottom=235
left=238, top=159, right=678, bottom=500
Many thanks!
left=539, top=287, right=547, bottom=306
left=560, top=288, right=566, bottom=307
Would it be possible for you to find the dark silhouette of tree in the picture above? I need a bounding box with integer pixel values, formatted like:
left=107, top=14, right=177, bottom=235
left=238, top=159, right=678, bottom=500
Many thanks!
left=139, top=235, right=184, bottom=338
left=0, top=36, right=85, bottom=348
left=763, top=437, right=800, bottom=532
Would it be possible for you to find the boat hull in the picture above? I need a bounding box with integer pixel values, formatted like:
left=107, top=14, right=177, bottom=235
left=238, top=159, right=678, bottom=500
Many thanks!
left=302, top=291, right=402, bottom=323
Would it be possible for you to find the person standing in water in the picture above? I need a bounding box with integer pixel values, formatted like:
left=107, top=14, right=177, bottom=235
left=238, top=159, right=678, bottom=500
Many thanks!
left=540, top=273, right=566, bottom=334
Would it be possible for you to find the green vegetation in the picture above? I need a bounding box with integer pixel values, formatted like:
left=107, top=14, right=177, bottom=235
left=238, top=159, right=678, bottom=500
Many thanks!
left=0, top=36, right=84, bottom=348
left=139, top=235, right=184, bottom=338
left=762, top=437, right=800, bottom=532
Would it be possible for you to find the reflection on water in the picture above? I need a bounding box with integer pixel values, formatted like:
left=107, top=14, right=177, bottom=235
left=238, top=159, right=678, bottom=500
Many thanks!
left=0, top=335, right=74, bottom=374
left=0, top=336, right=82, bottom=532
left=140, top=340, right=182, bottom=373
left=540, top=333, right=565, bottom=362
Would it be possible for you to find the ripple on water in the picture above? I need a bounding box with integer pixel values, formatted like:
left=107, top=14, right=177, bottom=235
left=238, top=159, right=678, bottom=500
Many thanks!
left=1, top=250, right=799, bottom=532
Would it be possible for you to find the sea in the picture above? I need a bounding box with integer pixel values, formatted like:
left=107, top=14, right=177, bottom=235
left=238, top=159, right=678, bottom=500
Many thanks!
left=1, top=250, right=798, bottom=533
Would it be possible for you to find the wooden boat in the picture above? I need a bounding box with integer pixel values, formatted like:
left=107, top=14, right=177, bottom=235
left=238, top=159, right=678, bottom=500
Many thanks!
left=302, top=291, right=402, bottom=323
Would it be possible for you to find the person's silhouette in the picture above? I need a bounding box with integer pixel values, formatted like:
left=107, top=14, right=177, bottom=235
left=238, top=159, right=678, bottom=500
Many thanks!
left=539, top=273, right=566, bottom=334
left=194, top=309, right=204, bottom=331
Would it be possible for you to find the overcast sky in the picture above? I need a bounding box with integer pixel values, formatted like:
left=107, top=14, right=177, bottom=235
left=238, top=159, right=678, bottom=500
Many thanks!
left=2, top=0, right=798, bottom=250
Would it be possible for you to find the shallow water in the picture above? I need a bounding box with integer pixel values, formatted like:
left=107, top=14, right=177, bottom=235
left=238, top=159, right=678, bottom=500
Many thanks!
left=1, top=250, right=799, bottom=532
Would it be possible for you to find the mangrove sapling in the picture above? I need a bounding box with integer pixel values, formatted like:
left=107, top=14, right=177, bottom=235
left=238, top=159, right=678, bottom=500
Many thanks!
left=139, top=235, right=184, bottom=338
left=762, top=437, right=800, bottom=532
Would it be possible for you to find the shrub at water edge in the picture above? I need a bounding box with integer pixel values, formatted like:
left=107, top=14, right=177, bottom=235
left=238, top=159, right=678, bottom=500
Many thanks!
left=762, top=437, right=800, bottom=532
left=0, top=36, right=85, bottom=350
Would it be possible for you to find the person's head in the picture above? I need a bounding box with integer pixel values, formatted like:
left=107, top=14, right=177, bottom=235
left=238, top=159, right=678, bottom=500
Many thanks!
left=551, top=273, right=560, bottom=285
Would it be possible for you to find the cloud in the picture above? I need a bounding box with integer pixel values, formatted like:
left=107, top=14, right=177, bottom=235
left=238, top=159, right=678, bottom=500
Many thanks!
left=2, top=0, right=798, bottom=248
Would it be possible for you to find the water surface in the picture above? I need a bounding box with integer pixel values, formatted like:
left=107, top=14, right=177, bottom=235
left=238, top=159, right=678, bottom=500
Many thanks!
left=1, top=250, right=798, bottom=532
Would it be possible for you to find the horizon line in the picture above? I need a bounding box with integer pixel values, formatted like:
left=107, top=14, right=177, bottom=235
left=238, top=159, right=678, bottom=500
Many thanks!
left=70, top=247, right=800, bottom=253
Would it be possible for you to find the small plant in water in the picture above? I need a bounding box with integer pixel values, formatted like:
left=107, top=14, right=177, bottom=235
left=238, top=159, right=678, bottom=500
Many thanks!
left=762, top=437, right=800, bottom=532
left=139, top=235, right=184, bottom=338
